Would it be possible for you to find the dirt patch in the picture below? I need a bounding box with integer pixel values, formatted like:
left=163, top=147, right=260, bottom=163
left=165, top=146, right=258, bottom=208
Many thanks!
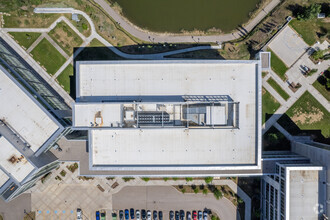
left=291, top=106, right=324, bottom=124
left=262, top=88, right=267, bottom=95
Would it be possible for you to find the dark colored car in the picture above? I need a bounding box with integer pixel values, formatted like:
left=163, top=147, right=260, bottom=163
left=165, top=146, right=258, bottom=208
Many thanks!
left=130, top=209, right=135, bottom=219
left=153, top=211, right=158, bottom=220
left=186, top=212, right=191, bottom=220
left=96, top=211, right=100, bottom=220
left=142, top=210, right=146, bottom=220
left=192, top=211, right=197, bottom=220
left=125, top=209, right=129, bottom=220
left=120, top=210, right=124, bottom=220
left=158, top=211, right=163, bottom=220
left=175, top=211, right=179, bottom=220
left=169, top=211, right=174, bottom=220
left=198, top=211, right=202, bottom=220
left=180, top=210, right=184, bottom=220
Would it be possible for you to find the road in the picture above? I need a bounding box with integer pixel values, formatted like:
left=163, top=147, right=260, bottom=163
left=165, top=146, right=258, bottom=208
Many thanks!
left=93, top=0, right=281, bottom=43
left=112, top=186, right=240, bottom=220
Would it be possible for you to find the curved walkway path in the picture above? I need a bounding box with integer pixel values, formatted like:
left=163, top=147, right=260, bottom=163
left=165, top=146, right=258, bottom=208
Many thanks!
left=94, top=0, right=280, bottom=43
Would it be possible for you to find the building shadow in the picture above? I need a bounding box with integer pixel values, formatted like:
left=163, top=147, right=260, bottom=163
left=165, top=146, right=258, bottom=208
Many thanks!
left=237, top=177, right=261, bottom=220
left=265, top=114, right=330, bottom=144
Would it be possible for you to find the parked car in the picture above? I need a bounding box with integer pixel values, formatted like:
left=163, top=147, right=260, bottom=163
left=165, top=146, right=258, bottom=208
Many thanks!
left=158, top=211, right=163, bottom=220
left=169, top=211, right=174, bottom=220
left=186, top=211, right=191, bottom=220
left=130, top=209, right=135, bottom=219
left=153, top=211, right=158, bottom=220
left=96, top=211, right=100, bottom=220
left=142, top=210, right=146, bottom=220
left=203, top=212, right=207, bottom=220
left=136, top=210, right=141, bottom=220
left=192, top=211, right=197, bottom=220
left=77, top=208, right=82, bottom=220
left=180, top=210, right=184, bottom=220
left=198, top=211, right=202, bottom=220
left=147, top=210, right=152, bottom=220
left=120, top=210, right=124, bottom=220
left=101, top=212, right=107, bottom=220
left=125, top=209, right=130, bottom=220
left=175, top=211, right=179, bottom=220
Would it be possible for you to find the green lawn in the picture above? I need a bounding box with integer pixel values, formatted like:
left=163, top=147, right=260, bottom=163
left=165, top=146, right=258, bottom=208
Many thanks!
left=267, top=77, right=290, bottom=101
left=49, top=21, right=83, bottom=55
left=279, top=91, right=330, bottom=138
left=313, top=79, right=330, bottom=102
left=289, top=19, right=330, bottom=46
left=262, top=87, right=281, bottom=124
left=56, top=64, right=73, bottom=94
left=267, top=48, right=288, bottom=81
left=9, top=32, right=41, bottom=49
left=31, top=38, right=66, bottom=75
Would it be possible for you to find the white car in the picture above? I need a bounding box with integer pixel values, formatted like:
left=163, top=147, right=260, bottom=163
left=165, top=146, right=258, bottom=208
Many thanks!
left=147, top=210, right=152, bottom=220
left=77, top=208, right=82, bottom=220
left=136, top=210, right=141, bottom=220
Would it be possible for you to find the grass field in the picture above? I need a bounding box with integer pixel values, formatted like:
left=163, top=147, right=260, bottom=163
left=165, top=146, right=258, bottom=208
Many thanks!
left=267, top=49, right=288, bottom=81
left=31, top=38, right=66, bottom=75
left=267, top=77, right=290, bottom=100
left=9, top=32, right=41, bottom=49
left=262, top=87, right=281, bottom=124
left=56, top=64, right=73, bottom=94
left=289, top=18, right=330, bottom=46
left=313, top=79, right=330, bottom=101
left=278, top=91, right=330, bottom=138
left=49, top=21, right=83, bottom=55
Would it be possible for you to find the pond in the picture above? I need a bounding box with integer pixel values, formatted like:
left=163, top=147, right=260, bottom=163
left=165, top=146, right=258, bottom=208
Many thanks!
left=112, top=0, right=261, bottom=33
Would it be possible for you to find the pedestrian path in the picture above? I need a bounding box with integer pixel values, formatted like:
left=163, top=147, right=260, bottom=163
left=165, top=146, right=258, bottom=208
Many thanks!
left=93, top=0, right=280, bottom=43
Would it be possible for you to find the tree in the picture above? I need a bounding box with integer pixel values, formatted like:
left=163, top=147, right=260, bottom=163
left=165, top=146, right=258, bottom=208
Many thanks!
left=297, top=4, right=321, bottom=20
left=194, top=188, right=199, bottom=194
left=237, top=198, right=244, bottom=204
left=163, top=177, right=169, bottom=181
left=204, top=177, right=213, bottom=184
left=268, top=133, right=279, bottom=145
left=213, top=188, right=223, bottom=200
left=141, top=177, right=150, bottom=182
left=326, top=78, right=330, bottom=90
left=311, top=50, right=324, bottom=60
left=185, top=177, right=193, bottom=182
left=202, top=189, right=208, bottom=195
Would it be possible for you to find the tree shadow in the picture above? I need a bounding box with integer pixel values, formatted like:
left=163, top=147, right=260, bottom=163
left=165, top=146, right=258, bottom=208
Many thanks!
left=286, top=4, right=304, bottom=17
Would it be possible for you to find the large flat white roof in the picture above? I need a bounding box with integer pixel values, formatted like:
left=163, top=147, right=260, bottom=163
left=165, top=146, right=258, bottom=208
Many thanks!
left=91, top=128, right=256, bottom=166
left=77, top=61, right=258, bottom=99
left=76, top=60, right=261, bottom=169
left=0, top=68, right=59, bottom=152
left=0, top=136, right=35, bottom=182
left=287, top=167, right=322, bottom=219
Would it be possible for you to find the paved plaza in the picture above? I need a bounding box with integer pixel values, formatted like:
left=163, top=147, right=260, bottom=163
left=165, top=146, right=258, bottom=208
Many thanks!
left=268, top=26, right=309, bottom=67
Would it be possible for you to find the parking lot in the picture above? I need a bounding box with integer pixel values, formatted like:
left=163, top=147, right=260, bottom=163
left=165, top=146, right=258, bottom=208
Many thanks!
left=112, top=186, right=239, bottom=220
